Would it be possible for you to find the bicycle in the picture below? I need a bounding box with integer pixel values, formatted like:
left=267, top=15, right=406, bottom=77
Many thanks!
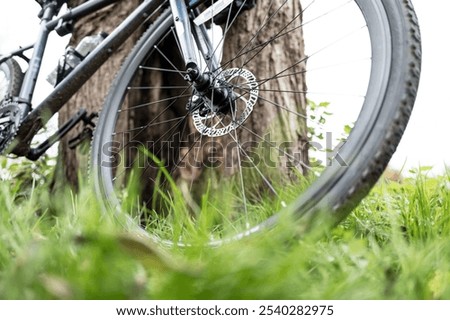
left=0, top=0, right=421, bottom=245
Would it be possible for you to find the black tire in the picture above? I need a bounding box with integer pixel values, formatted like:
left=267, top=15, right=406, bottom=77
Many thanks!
left=91, top=0, right=421, bottom=244
left=0, top=58, right=23, bottom=104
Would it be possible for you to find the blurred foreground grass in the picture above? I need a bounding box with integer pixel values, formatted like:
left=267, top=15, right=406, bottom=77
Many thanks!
left=0, top=168, right=449, bottom=299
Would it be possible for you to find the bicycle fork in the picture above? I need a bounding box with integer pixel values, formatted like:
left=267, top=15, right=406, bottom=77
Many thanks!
left=169, top=0, right=232, bottom=113
left=170, top=0, right=229, bottom=70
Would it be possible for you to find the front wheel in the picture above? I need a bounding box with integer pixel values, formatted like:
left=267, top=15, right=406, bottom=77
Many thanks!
left=91, top=0, right=421, bottom=244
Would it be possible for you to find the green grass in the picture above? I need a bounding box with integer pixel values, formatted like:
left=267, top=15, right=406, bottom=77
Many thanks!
left=0, top=169, right=449, bottom=299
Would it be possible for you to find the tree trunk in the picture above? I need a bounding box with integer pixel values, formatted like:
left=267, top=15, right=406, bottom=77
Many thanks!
left=56, top=0, right=309, bottom=192
left=56, top=0, right=142, bottom=188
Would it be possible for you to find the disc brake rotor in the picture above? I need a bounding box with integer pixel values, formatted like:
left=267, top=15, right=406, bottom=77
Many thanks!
left=192, top=68, right=259, bottom=137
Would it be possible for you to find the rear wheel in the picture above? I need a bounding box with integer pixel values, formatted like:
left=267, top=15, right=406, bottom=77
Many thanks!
left=91, top=0, right=421, bottom=244
left=0, top=58, right=23, bottom=153
left=0, top=58, right=23, bottom=104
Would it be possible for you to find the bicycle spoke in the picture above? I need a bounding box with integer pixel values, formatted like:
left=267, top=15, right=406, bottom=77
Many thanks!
left=217, top=0, right=290, bottom=73
left=112, top=117, right=186, bottom=136
left=223, top=120, right=280, bottom=199
left=229, top=100, right=248, bottom=219
left=112, top=114, right=189, bottom=182
left=237, top=123, right=312, bottom=171
left=121, top=94, right=192, bottom=112
left=139, top=66, right=187, bottom=74
left=127, top=85, right=190, bottom=90
left=152, top=130, right=204, bottom=201
left=217, top=0, right=361, bottom=83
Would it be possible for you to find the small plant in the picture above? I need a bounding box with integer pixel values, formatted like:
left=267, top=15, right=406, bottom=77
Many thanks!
left=307, top=99, right=332, bottom=142
left=0, top=154, right=56, bottom=192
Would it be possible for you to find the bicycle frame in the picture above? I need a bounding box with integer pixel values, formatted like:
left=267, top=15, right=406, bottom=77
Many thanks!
left=2, top=0, right=213, bottom=159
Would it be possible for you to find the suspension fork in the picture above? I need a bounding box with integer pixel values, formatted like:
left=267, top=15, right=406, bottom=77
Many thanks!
left=169, top=0, right=200, bottom=69
left=170, top=0, right=226, bottom=71
left=169, top=0, right=229, bottom=107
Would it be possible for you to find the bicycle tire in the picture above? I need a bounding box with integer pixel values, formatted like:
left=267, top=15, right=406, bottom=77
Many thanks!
left=0, top=58, right=23, bottom=104
left=91, top=0, right=421, bottom=244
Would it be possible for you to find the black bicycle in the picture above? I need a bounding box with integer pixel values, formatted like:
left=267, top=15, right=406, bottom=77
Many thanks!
left=0, top=0, right=421, bottom=244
